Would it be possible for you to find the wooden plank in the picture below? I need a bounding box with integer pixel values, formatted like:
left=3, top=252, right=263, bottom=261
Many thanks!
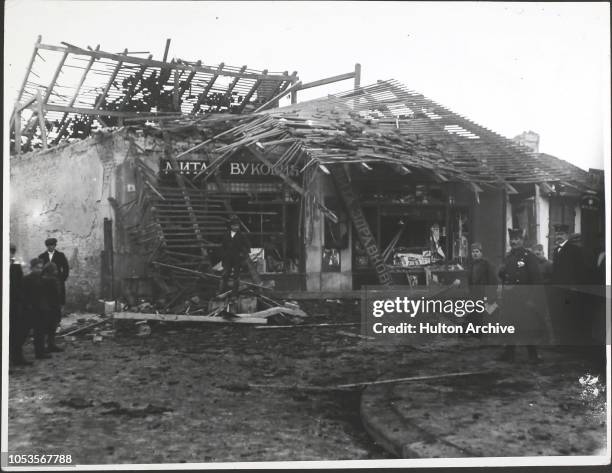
left=233, top=306, right=307, bottom=319
left=23, top=103, right=179, bottom=118
left=13, top=104, right=22, bottom=156
left=329, top=164, right=392, bottom=286
left=297, top=71, right=356, bottom=91
left=255, top=322, right=360, bottom=330
left=354, top=63, right=361, bottom=88
left=163, top=38, right=171, bottom=62
left=36, top=90, right=47, bottom=149
left=113, top=311, right=267, bottom=324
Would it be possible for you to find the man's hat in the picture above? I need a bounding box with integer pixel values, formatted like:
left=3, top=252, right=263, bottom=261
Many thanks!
left=532, top=244, right=544, bottom=251
left=553, top=224, right=570, bottom=233
left=10, top=243, right=16, bottom=252
left=45, top=237, right=58, bottom=246
left=508, top=228, right=524, bottom=239
left=470, top=242, right=482, bottom=251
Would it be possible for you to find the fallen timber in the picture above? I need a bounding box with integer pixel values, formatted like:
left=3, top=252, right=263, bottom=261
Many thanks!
left=248, top=370, right=494, bottom=392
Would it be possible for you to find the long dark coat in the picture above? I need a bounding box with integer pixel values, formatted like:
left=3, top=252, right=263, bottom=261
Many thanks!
left=467, top=258, right=498, bottom=301
left=220, top=231, right=251, bottom=265
left=39, top=250, right=69, bottom=305
left=498, top=247, right=545, bottom=343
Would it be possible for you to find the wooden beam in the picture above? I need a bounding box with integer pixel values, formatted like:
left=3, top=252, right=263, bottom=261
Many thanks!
left=38, top=43, right=284, bottom=80
left=191, top=62, right=224, bottom=114
left=24, top=103, right=179, bottom=118
left=254, top=79, right=302, bottom=113
left=36, top=90, right=47, bottom=149
left=173, top=67, right=181, bottom=111
left=354, top=63, right=361, bottom=88
left=53, top=45, right=101, bottom=143
left=222, top=65, right=247, bottom=110
left=162, top=38, right=171, bottom=62
left=13, top=103, right=21, bottom=156
left=236, top=69, right=267, bottom=113
left=16, top=35, right=42, bottom=103
left=113, top=311, right=267, bottom=324
left=297, top=71, right=357, bottom=91
left=43, top=51, right=69, bottom=104
left=94, top=48, right=127, bottom=110
left=291, top=77, right=298, bottom=105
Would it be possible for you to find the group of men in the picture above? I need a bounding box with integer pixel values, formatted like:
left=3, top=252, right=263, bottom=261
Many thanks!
left=9, top=238, right=70, bottom=367
left=467, top=223, right=597, bottom=363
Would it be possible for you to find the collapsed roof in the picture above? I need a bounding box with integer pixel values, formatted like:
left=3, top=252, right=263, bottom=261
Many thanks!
left=189, top=80, right=597, bottom=191
left=10, top=38, right=297, bottom=150
left=10, top=39, right=598, bottom=193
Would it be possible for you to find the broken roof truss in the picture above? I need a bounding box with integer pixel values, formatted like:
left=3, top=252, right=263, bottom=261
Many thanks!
left=10, top=37, right=298, bottom=152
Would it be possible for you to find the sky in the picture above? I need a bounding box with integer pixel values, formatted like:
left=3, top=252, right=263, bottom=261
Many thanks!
left=4, top=1, right=610, bottom=170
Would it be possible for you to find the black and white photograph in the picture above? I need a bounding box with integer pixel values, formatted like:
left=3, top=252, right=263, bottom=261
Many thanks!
left=3, top=1, right=610, bottom=470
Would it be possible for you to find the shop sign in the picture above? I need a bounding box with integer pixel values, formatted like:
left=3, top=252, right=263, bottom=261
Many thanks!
left=160, top=159, right=207, bottom=175
left=224, top=161, right=301, bottom=178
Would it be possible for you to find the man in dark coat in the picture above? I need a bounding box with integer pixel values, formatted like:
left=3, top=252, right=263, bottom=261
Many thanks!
left=465, top=242, right=498, bottom=332
left=549, top=224, right=587, bottom=344
left=39, top=237, right=69, bottom=309
left=532, top=244, right=553, bottom=284
left=497, top=228, right=544, bottom=363
left=9, top=244, right=31, bottom=366
left=22, top=258, right=51, bottom=359
left=218, top=216, right=251, bottom=298
left=40, top=262, right=64, bottom=352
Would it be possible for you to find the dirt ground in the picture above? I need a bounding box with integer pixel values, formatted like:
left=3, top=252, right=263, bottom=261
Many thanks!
left=7, top=300, right=607, bottom=465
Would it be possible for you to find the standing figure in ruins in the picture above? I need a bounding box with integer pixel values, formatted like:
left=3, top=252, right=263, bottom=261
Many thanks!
left=40, top=262, right=64, bottom=353
left=22, top=258, right=50, bottom=359
left=9, top=244, right=31, bottom=366
left=39, top=238, right=69, bottom=313
left=218, top=216, right=251, bottom=299
left=497, top=228, right=544, bottom=363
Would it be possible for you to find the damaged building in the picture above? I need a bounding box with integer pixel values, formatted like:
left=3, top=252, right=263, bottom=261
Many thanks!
left=9, top=39, right=605, bottom=310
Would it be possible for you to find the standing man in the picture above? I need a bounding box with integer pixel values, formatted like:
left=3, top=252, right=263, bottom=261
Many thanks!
left=39, top=238, right=69, bottom=312
left=22, top=258, right=51, bottom=359
left=218, top=216, right=251, bottom=299
left=550, top=224, right=586, bottom=344
left=497, top=228, right=544, bottom=363
left=465, top=242, right=498, bottom=335
left=532, top=244, right=553, bottom=284
left=9, top=244, right=31, bottom=366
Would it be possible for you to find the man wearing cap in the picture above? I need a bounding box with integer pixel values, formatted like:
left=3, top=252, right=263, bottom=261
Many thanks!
left=39, top=238, right=69, bottom=310
left=497, top=228, right=544, bottom=363
left=218, top=216, right=251, bottom=299
left=465, top=242, right=498, bottom=335
left=10, top=244, right=31, bottom=366
left=550, top=224, right=587, bottom=344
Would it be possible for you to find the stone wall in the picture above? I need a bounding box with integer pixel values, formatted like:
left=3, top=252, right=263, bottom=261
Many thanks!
left=9, top=131, right=131, bottom=309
